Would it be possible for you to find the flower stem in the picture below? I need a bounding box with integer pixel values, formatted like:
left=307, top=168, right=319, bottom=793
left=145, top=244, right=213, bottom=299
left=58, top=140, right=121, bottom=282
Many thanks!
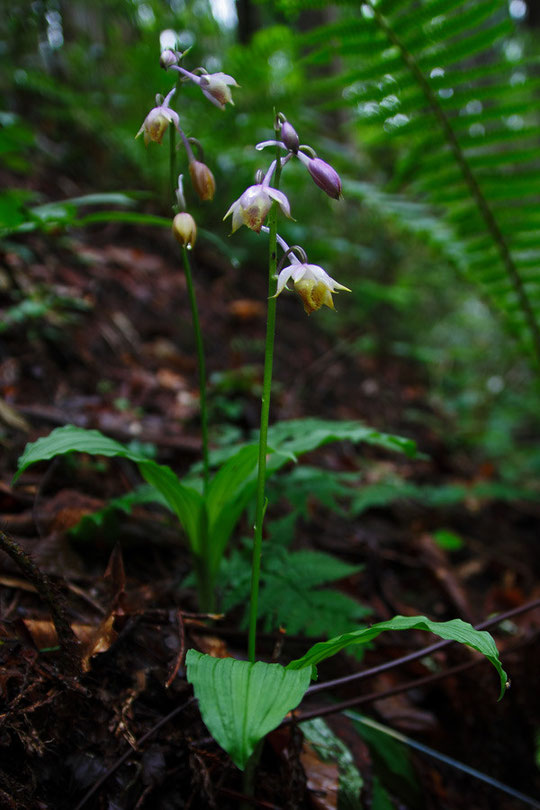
left=247, top=140, right=282, bottom=663
left=182, top=246, right=210, bottom=492
left=183, top=245, right=212, bottom=611
left=169, top=124, right=177, bottom=209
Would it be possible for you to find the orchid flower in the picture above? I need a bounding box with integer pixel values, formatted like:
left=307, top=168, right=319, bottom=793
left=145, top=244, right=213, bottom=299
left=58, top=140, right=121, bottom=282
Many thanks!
left=136, top=88, right=181, bottom=146
left=171, top=66, right=239, bottom=109
left=276, top=261, right=350, bottom=314
left=224, top=162, right=292, bottom=233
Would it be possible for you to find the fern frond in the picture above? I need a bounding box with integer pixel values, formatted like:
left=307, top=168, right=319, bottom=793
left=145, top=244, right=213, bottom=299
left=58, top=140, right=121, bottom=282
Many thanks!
left=302, top=0, right=540, bottom=366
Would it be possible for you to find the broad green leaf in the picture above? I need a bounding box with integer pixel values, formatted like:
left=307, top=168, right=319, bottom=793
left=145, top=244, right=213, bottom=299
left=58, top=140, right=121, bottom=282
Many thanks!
left=287, top=615, right=507, bottom=699
left=14, top=426, right=146, bottom=482
left=186, top=650, right=311, bottom=770
left=265, top=418, right=418, bottom=469
left=14, top=426, right=203, bottom=551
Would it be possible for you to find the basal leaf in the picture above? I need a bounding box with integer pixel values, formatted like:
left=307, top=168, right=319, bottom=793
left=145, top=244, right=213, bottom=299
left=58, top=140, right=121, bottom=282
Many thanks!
left=14, top=425, right=203, bottom=551
left=205, top=444, right=259, bottom=532
left=186, top=650, right=311, bottom=770
left=138, top=461, right=203, bottom=553
left=287, top=615, right=507, bottom=699
left=14, top=425, right=146, bottom=482
left=265, top=418, right=418, bottom=469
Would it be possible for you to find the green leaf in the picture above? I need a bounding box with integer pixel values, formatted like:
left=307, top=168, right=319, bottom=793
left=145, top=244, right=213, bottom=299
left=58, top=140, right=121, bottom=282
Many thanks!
left=207, top=480, right=257, bottom=578
left=205, top=444, right=259, bottom=533
left=304, top=0, right=540, bottom=366
left=258, top=549, right=369, bottom=637
left=69, top=483, right=169, bottom=538
left=287, top=615, right=507, bottom=699
left=186, top=650, right=311, bottom=770
left=138, top=461, right=203, bottom=553
left=265, top=418, right=418, bottom=469
left=301, top=717, right=364, bottom=807
left=14, top=426, right=145, bottom=482
left=14, top=426, right=203, bottom=551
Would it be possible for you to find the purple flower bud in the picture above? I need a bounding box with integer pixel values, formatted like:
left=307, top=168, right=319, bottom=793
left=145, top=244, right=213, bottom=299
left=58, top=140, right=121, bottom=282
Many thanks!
left=281, top=121, right=299, bottom=153
left=307, top=157, right=342, bottom=200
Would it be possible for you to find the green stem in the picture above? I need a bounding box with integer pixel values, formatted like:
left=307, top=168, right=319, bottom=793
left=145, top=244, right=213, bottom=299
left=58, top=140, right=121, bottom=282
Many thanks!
left=169, top=105, right=212, bottom=608
left=183, top=245, right=212, bottom=609
left=183, top=247, right=210, bottom=492
left=247, top=142, right=282, bottom=663
left=169, top=124, right=177, bottom=209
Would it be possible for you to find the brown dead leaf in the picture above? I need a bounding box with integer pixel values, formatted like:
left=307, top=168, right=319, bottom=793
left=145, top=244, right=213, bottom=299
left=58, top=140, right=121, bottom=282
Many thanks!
left=189, top=633, right=229, bottom=658
left=80, top=613, right=117, bottom=671
left=300, top=742, right=339, bottom=810
left=269, top=726, right=339, bottom=810
left=228, top=299, right=265, bottom=320
left=104, top=543, right=126, bottom=603
left=156, top=368, right=188, bottom=391
left=42, top=490, right=104, bottom=534
left=16, top=617, right=116, bottom=659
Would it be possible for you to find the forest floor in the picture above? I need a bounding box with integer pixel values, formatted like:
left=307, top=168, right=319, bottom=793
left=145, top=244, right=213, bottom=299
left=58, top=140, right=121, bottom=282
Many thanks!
left=0, top=218, right=539, bottom=810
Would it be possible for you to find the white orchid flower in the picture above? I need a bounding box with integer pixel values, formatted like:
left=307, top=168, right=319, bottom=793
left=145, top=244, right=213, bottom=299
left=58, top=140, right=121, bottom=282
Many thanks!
left=275, top=262, right=350, bottom=315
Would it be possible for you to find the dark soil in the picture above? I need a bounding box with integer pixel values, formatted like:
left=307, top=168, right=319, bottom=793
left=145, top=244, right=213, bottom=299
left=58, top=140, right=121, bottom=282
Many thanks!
left=1, top=222, right=539, bottom=810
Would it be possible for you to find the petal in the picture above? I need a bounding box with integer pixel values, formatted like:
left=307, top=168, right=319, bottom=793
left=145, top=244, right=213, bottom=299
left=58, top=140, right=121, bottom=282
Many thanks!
left=163, top=86, right=177, bottom=107
left=289, top=264, right=308, bottom=283
left=255, top=140, right=283, bottom=151
left=304, top=264, right=332, bottom=283
left=223, top=200, right=238, bottom=221
left=274, top=265, right=296, bottom=296
left=266, top=187, right=292, bottom=219
left=231, top=206, right=245, bottom=233
left=332, top=281, right=352, bottom=292
left=211, top=72, right=239, bottom=86
left=201, top=87, right=225, bottom=109
left=239, top=185, right=264, bottom=207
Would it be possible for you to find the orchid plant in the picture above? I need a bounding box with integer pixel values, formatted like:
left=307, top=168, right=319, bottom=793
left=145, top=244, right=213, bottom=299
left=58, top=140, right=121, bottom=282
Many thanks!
left=13, top=42, right=507, bottom=798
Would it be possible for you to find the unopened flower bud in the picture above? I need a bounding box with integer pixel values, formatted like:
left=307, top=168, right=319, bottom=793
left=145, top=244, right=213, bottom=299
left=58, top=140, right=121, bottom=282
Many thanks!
left=281, top=121, right=299, bottom=153
left=172, top=213, right=197, bottom=249
left=306, top=157, right=342, bottom=200
left=160, top=49, right=178, bottom=69
left=189, top=160, right=216, bottom=201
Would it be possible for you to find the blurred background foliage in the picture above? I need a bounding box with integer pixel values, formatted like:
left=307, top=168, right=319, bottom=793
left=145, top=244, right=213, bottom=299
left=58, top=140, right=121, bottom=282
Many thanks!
left=1, top=0, right=540, bottom=486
